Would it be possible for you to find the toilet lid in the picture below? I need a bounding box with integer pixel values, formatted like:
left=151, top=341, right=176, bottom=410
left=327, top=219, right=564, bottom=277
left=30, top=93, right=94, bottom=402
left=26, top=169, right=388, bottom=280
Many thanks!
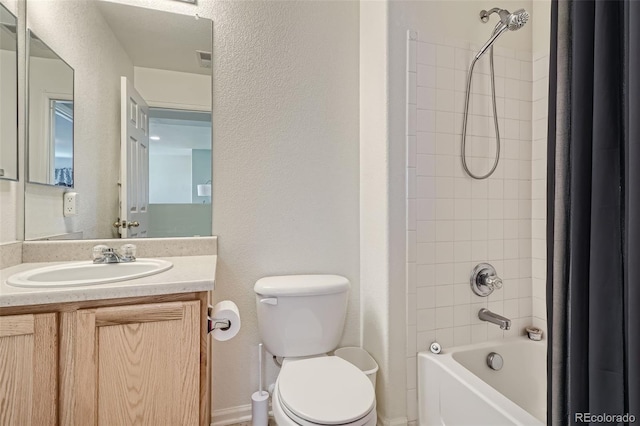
left=278, top=356, right=375, bottom=425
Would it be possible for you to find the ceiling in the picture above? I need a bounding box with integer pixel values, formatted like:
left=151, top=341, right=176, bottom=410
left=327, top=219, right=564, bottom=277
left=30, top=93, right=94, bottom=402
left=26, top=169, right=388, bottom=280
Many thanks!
left=97, top=0, right=212, bottom=76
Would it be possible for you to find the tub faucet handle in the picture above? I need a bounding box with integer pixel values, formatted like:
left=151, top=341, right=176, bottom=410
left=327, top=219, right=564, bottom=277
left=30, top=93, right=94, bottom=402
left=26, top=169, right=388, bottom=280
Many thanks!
left=485, top=274, right=503, bottom=289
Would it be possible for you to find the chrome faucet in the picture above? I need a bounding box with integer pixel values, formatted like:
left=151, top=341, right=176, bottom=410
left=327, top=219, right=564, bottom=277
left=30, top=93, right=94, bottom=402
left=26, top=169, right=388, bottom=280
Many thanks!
left=478, top=308, right=511, bottom=330
left=93, top=244, right=136, bottom=264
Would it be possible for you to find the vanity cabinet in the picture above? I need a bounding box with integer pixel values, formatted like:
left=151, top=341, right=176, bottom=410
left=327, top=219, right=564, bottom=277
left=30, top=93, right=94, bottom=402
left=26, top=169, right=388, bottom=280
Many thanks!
left=0, top=293, right=210, bottom=426
left=0, top=313, right=58, bottom=425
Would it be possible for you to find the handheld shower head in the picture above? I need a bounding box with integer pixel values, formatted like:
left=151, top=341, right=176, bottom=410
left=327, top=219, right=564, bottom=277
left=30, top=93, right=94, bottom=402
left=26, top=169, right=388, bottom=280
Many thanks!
left=474, top=7, right=529, bottom=59
left=499, top=8, right=529, bottom=31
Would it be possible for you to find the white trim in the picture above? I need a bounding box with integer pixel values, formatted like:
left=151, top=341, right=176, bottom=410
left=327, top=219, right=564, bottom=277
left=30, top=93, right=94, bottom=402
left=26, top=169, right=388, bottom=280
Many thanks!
left=210, top=403, right=273, bottom=426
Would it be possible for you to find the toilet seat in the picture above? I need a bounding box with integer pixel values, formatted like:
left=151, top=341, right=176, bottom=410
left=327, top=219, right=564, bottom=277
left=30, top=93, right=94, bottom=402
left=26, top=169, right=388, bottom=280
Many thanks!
left=275, top=356, right=376, bottom=426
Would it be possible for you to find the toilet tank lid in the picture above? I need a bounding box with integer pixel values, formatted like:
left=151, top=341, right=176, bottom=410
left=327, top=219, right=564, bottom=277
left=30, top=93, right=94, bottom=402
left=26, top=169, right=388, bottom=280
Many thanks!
left=254, top=275, right=350, bottom=297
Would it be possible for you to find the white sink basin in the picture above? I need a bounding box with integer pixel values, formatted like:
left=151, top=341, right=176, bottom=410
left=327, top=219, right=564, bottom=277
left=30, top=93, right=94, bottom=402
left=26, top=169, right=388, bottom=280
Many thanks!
left=6, top=259, right=173, bottom=288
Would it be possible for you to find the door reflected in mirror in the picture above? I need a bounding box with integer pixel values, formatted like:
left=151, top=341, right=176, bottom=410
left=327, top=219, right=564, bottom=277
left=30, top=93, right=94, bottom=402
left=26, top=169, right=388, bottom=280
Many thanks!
left=0, top=3, right=18, bottom=181
left=27, top=30, right=74, bottom=187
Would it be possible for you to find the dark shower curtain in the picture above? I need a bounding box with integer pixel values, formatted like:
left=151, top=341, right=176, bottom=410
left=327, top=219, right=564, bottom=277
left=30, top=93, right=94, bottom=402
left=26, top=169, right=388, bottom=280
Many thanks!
left=547, top=0, right=640, bottom=424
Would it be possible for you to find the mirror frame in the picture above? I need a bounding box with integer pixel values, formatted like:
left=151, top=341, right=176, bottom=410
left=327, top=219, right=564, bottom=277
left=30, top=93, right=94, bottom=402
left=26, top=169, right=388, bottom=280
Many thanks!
left=0, top=2, right=19, bottom=182
left=25, top=28, right=75, bottom=189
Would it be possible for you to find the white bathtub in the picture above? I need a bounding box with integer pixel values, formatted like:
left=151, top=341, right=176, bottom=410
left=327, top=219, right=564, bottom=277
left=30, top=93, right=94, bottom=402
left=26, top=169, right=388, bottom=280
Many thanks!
left=418, top=337, right=546, bottom=426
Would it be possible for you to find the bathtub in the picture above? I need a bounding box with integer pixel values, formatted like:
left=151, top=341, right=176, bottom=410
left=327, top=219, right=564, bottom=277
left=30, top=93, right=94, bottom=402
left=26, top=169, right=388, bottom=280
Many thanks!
left=418, top=337, right=546, bottom=426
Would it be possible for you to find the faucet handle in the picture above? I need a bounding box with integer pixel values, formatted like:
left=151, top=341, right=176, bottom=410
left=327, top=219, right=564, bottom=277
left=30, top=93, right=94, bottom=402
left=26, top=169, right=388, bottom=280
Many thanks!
left=485, top=275, right=503, bottom=289
left=119, top=244, right=137, bottom=261
left=92, top=244, right=110, bottom=260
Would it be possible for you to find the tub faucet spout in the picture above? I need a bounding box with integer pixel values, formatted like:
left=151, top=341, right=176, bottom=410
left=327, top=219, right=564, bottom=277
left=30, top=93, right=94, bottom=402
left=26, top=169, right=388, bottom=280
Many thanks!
left=478, top=308, right=511, bottom=330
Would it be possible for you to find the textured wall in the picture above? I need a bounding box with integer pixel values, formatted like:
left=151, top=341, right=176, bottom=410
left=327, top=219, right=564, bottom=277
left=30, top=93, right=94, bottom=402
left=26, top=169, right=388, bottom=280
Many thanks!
left=25, top=0, right=133, bottom=239
left=210, top=0, right=360, bottom=414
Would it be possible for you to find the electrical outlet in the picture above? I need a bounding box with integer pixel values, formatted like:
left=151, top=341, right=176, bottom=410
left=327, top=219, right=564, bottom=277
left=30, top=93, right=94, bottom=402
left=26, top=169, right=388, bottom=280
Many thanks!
left=63, top=192, right=78, bottom=217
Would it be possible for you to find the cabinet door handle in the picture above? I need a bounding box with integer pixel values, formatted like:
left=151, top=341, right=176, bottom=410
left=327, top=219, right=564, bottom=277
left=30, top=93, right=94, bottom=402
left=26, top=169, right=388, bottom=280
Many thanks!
left=259, top=297, right=278, bottom=305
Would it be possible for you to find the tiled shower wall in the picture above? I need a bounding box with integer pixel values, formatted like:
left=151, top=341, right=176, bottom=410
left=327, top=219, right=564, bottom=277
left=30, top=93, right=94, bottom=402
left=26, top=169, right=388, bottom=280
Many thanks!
left=405, top=31, right=538, bottom=421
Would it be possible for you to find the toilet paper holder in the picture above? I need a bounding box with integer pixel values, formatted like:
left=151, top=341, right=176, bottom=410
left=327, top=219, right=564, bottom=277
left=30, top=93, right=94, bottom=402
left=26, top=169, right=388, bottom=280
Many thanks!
left=207, top=305, right=231, bottom=333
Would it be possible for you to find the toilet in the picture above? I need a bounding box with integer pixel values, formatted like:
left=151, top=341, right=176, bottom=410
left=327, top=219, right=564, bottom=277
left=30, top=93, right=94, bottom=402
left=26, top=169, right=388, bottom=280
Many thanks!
left=254, top=275, right=377, bottom=426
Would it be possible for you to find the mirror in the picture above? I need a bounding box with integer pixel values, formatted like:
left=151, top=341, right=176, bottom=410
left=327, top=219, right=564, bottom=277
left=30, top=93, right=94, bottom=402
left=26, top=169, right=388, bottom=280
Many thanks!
left=27, top=30, right=74, bottom=187
left=0, top=2, right=18, bottom=181
left=24, top=0, right=212, bottom=240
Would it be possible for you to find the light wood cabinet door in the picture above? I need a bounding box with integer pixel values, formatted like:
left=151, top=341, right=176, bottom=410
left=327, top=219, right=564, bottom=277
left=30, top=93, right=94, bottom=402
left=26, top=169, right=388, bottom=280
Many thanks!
left=0, top=313, right=57, bottom=426
left=60, top=301, right=200, bottom=426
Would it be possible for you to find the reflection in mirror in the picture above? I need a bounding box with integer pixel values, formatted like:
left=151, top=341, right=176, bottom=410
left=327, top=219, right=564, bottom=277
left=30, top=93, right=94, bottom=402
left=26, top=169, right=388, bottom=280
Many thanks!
left=24, top=1, right=212, bottom=240
left=0, top=3, right=18, bottom=181
left=27, top=30, right=74, bottom=187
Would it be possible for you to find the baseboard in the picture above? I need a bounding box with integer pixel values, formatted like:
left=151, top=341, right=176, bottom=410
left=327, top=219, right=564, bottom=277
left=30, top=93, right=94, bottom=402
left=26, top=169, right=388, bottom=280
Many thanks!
left=210, top=403, right=273, bottom=426
left=376, top=413, right=409, bottom=426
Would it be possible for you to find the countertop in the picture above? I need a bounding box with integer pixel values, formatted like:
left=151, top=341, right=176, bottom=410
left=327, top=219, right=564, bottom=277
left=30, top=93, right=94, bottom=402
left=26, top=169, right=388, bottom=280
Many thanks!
left=0, top=255, right=216, bottom=308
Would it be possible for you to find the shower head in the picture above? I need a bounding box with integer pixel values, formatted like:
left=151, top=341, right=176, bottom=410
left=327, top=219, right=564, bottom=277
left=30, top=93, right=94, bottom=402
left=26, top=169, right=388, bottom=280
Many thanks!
left=498, top=8, right=529, bottom=31
left=474, top=7, right=529, bottom=60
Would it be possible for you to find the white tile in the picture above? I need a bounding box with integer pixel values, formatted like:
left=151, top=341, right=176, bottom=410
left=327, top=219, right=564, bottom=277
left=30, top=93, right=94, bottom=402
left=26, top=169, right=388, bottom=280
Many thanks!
left=417, top=287, right=435, bottom=310
left=520, top=81, right=533, bottom=102
left=488, top=199, right=504, bottom=220
left=493, top=55, right=506, bottom=77
left=471, top=323, right=488, bottom=343
left=520, top=60, right=533, bottom=81
left=453, top=326, right=471, bottom=346
left=417, top=87, right=436, bottom=110
left=417, top=132, right=436, bottom=154
left=417, top=264, right=435, bottom=287
left=417, top=176, right=436, bottom=199
left=519, top=101, right=532, bottom=121
left=417, top=198, right=435, bottom=221
left=417, top=220, right=435, bottom=242
left=435, top=241, right=454, bottom=263
left=487, top=239, right=504, bottom=260
left=436, top=199, right=455, bottom=220
left=454, top=199, right=472, bottom=220
left=455, top=48, right=471, bottom=70
left=435, top=285, right=454, bottom=307
left=436, top=306, right=454, bottom=328
left=435, top=133, right=456, bottom=155
left=454, top=220, right=472, bottom=241
left=417, top=154, right=435, bottom=176
left=454, top=261, right=473, bottom=283
left=435, top=220, right=455, bottom=242
left=435, top=327, right=454, bottom=348
left=417, top=307, right=436, bottom=332
left=454, top=283, right=472, bottom=304
left=503, top=299, right=519, bottom=318
left=519, top=297, right=533, bottom=317
left=504, top=219, right=518, bottom=239
left=471, top=198, right=488, bottom=220
left=505, top=78, right=520, bottom=99
left=487, top=323, right=504, bottom=340
left=519, top=278, right=533, bottom=297
left=504, top=239, right=519, bottom=259
left=417, top=330, right=437, bottom=352
left=471, top=220, right=488, bottom=241
left=417, top=242, right=435, bottom=264
left=436, top=89, right=455, bottom=112
left=436, top=45, right=455, bottom=68
left=453, top=304, right=471, bottom=327
left=435, top=111, right=455, bottom=133
left=488, top=180, right=504, bottom=199
left=435, top=263, right=454, bottom=285
left=417, top=42, right=437, bottom=66
left=504, top=98, right=520, bottom=119
left=454, top=241, right=472, bottom=262
left=436, top=67, right=455, bottom=90
left=417, top=64, right=437, bottom=88
left=506, top=58, right=520, bottom=79
left=417, top=109, right=436, bottom=132
left=435, top=159, right=455, bottom=180
left=471, top=240, right=488, bottom=261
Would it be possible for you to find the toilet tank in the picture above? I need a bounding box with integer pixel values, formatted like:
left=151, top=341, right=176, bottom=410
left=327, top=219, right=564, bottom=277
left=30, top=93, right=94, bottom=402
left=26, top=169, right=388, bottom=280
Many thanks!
left=254, top=275, right=350, bottom=358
